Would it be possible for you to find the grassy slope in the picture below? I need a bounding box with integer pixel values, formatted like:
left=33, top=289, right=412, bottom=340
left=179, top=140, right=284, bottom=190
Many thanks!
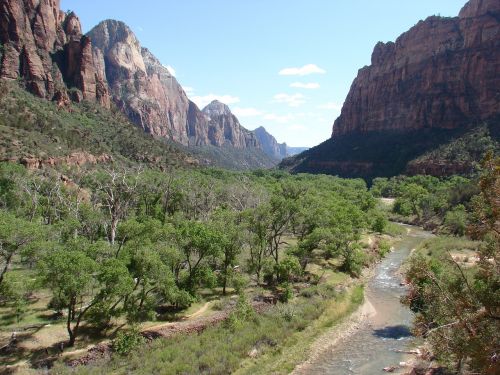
left=0, top=81, right=276, bottom=171
left=0, top=81, right=194, bottom=168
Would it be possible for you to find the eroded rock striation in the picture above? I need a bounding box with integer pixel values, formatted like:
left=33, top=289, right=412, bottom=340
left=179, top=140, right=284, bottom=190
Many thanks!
left=0, top=0, right=110, bottom=106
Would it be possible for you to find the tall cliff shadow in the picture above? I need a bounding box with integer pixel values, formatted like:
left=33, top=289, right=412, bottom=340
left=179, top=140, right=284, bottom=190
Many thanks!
left=373, top=325, right=412, bottom=339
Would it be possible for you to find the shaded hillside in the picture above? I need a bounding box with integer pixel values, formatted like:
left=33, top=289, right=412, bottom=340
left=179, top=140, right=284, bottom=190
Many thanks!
left=281, top=123, right=499, bottom=180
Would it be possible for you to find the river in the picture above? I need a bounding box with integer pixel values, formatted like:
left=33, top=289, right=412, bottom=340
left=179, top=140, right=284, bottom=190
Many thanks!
left=299, top=225, right=432, bottom=374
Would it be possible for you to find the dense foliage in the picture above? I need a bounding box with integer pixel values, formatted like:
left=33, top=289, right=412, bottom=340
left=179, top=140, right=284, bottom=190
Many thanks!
left=403, top=154, right=500, bottom=374
left=0, top=163, right=380, bottom=348
left=372, top=174, right=479, bottom=233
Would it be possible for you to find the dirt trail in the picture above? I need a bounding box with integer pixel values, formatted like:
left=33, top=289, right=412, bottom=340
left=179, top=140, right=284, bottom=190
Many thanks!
left=4, top=301, right=218, bottom=372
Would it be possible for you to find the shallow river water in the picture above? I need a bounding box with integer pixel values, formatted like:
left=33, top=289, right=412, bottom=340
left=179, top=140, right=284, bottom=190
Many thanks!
left=304, top=225, right=433, bottom=374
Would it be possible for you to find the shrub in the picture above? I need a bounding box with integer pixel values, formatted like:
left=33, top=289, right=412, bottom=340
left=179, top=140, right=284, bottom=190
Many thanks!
left=279, top=283, right=294, bottom=303
left=113, top=327, right=145, bottom=356
left=372, top=212, right=388, bottom=233
left=378, top=239, right=391, bottom=257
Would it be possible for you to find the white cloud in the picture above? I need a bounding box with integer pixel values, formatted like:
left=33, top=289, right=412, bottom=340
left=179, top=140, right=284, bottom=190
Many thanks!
left=190, top=94, right=240, bottom=109
left=163, top=65, right=176, bottom=77
left=318, top=102, right=343, bottom=111
left=273, top=93, right=306, bottom=107
left=233, top=107, right=263, bottom=117
left=263, top=113, right=295, bottom=124
left=290, top=82, right=320, bottom=89
left=279, top=64, right=326, bottom=76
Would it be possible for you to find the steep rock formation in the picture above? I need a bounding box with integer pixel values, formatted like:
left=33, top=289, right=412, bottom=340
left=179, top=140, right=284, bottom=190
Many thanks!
left=283, top=0, right=500, bottom=179
left=0, top=0, right=109, bottom=106
left=202, top=100, right=260, bottom=149
left=87, top=20, right=209, bottom=145
left=333, top=0, right=499, bottom=137
left=253, top=126, right=288, bottom=160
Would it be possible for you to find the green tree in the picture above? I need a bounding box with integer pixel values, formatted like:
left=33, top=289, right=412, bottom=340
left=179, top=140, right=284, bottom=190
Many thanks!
left=404, top=154, right=499, bottom=374
left=0, top=211, right=41, bottom=286
left=39, top=249, right=98, bottom=346
left=443, top=204, right=468, bottom=236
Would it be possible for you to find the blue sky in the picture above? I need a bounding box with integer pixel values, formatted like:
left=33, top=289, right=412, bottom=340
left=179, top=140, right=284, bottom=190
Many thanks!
left=61, top=0, right=466, bottom=147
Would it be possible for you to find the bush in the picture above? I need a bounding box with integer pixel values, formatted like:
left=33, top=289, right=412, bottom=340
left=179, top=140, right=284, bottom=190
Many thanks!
left=275, top=256, right=302, bottom=283
left=113, top=327, right=145, bottom=356
left=279, top=283, right=294, bottom=303
left=371, top=212, right=388, bottom=233
left=378, top=239, right=391, bottom=257
left=443, top=204, right=467, bottom=236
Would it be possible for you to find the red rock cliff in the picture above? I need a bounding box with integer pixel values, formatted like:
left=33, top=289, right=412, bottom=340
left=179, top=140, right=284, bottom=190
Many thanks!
left=332, top=0, right=500, bottom=137
left=0, top=0, right=109, bottom=106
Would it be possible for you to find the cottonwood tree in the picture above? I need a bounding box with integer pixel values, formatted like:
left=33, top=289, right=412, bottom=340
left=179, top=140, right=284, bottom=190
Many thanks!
left=88, top=169, right=141, bottom=245
left=40, top=249, right=98, bottom=346
left=212, top=209, right=244, bottom=295
left=174, top=220, right=223, bottom=291
left=0, top=211, right=41, bottom=286
left=246, top=206, right=270, bottom=284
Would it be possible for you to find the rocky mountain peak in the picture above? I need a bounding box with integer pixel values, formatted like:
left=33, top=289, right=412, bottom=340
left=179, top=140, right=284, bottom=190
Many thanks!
left=459, top=0, right=500, bottom=18
left=253, top=126, right=288, bottom=160
left=202, top=100, right=232, bottom=118
left=283, top=0, right=499, bottom=179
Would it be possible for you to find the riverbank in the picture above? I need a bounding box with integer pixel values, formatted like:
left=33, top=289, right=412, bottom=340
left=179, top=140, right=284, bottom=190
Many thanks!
left=289, top=224, right=431, bottom=374
left=291, top=297, right=376, bottom=374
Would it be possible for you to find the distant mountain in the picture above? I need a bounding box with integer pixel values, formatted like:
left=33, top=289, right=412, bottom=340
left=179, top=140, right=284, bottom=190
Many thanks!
left=253, top=127, right=287, bottom=160
left=287, top=147, right=309, bottom=157
left=202, top=101, right=260, bottom=149
left=281, top=0, right=500, bottom=179
left=252, top=127, right=308, bottom=160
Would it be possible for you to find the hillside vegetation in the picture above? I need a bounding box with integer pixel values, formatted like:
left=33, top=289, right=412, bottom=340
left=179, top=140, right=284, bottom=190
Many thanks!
left=0, top=81, right=193, bottom=168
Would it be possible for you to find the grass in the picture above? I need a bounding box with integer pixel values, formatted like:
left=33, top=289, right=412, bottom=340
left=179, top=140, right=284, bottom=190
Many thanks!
left=235, top=285, right=364, bottom=375
left=50, top=283, right=364, bottom=375
left=414, top=236, right=481, bottom=261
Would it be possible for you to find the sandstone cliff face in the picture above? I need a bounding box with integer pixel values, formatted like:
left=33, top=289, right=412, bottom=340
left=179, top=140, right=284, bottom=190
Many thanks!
left=0, top=3, right=271, bottom=154
left=282, top=0, right=499, bottom=179
left=0, top=0, right=109, bottom=106
left=202, top=101, right=260, bottom=149
left=87, top=20, right=202, bottom=145
left=253, top=126, right=288, bottom=160
left=332, top=0, right=500, bottom=137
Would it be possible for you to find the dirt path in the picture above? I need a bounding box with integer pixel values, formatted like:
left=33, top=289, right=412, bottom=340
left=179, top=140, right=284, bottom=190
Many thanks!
left=142, top=301, right=212, bottom=332
left=4, top=301, right=218, bottom=372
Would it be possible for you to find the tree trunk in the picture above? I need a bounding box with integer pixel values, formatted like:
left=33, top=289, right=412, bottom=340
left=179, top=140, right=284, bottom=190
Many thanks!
left=110, top=217, right=118, bottom=245
left=0, top=251, right=15, bottom=286
left=67, top=304, right=75, bottom=347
